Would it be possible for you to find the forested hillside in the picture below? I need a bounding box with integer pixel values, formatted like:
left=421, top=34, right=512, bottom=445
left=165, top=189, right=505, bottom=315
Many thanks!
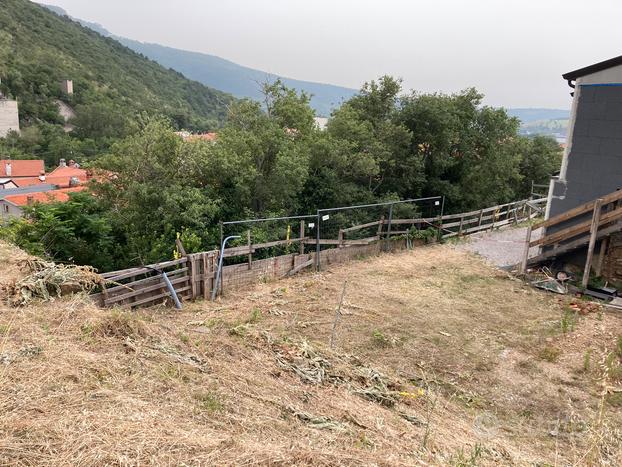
left=42, top=3, right=356, bottom=116
left=0, top=0, right=232, bottom=165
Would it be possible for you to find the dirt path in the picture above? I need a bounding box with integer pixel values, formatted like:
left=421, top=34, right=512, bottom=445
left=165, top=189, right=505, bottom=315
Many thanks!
left=454, top=225, right=541, bottom=269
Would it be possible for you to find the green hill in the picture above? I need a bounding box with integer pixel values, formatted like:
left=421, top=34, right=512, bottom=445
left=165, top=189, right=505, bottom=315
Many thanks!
left=0, top=0, right=233, bottom=131
left=42, top=3, right=356, bottom=117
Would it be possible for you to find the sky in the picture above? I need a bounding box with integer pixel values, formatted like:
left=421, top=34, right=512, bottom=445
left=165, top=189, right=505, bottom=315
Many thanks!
left=35, top=0, right=622, bottom=109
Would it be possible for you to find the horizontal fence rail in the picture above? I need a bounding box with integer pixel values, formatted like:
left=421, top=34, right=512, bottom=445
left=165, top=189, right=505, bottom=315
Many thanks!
left=93, top=197, right=545, bottom=309
left=519, top=189, right=622, bottom=287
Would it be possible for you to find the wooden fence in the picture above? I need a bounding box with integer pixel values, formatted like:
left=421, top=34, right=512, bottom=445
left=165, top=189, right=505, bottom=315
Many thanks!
left=92, top=197, right=546, bottom=309
left=520, top=189, right=622, bottom=286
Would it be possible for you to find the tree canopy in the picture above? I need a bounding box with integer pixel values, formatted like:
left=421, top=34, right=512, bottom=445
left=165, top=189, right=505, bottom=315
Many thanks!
left=2, top=77, right=561, bottom=271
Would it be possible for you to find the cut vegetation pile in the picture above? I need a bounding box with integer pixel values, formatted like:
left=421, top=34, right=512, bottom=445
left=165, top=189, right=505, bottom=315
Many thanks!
left=1, top=258, right=103, bottom=307
left=1, top=240, right=621, bottom=465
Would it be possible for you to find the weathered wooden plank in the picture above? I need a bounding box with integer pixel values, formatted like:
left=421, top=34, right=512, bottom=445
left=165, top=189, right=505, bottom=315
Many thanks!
left=223, top=237, right=308, bottom=258
left=105, top=275, right=190, bottom=306
left=519, top=225, right=532, bottom=274
left=341, top=220, right=382, bottom=233
left=530, top=206, right=622, bottom=247
left=303, top=237, right=379, bottom=246
left=287, top=258, right=314, bottom=277
left=582, top=199, right=603, bottom=287
left=100, top=257, right=186, bottom=281
left=526, top=224, right=622, bottom=266
left=124, top=285, right=192, bottom=308
left=533, top=190, right=622, bottom=230
left=103, top=267, right=189, bottom=295
left=203, top=252, right=210, bottom=300
left=101, top=257, right=188, bottom=281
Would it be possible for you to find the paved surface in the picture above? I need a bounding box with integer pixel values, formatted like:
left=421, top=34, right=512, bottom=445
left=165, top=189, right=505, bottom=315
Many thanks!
left=455, top=226, right=541, bottom=269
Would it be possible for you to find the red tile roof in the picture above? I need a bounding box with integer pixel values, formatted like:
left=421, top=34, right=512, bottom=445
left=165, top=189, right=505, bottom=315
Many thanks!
left=0, top=160, right=45, bottom=177
left=3, top=187, right=85, bottom=207
left=48, top=165, right=88, bottom=180
left=13, top=177, right=46, bottom=188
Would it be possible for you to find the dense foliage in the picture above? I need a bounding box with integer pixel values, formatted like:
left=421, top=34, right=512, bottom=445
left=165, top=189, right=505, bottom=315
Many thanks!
left=0, top=0, right=232, bottom=167
left=1, top=77, right=561, bottom=271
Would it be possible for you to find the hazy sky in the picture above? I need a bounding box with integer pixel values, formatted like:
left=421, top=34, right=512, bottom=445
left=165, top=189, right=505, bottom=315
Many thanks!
left=36, top=0, right=622, bottom=109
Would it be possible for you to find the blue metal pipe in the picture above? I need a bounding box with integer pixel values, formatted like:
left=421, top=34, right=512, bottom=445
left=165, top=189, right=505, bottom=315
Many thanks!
left=211, top=235, right=241, bottom=301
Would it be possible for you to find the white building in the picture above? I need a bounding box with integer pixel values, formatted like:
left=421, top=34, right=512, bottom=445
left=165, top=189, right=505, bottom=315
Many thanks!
left=0, top=99, right=19, bottom=137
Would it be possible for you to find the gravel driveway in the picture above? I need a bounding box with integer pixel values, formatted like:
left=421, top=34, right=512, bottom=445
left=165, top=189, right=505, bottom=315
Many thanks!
left=454, top=225, right=541, bottom=269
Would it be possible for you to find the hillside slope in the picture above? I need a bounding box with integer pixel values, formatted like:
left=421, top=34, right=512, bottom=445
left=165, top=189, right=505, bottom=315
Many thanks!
left=43, top=3, right=356, bottom=117
left=1, top=242, right=621, bottom=465
left=0, top=0, right=233, bottom=130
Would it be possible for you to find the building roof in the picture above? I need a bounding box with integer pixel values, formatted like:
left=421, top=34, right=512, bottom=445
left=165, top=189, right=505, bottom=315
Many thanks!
left=46, top=165, right=89, bottom=187
left=2, top=186, right=85, bottom=207
left=48, top=165, right=88, bottom=180
left=0, top=184, right=56, bottom=200
left=0, top=160, right=45, bottom=177
left=563, top=54, right=622, bottom=81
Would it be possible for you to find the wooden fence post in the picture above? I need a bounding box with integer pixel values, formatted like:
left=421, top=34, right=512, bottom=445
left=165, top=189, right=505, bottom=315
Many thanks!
left=582, top=198, right=603, bottom=288
left=202, top=252, right=209, bottom=300
left=478, top=209, right=484, bottom=227
left=299, top=220, right=305, bottom=255
left=519, top=225, right=532, bottom=274
left=377, top=215, right=385, bottom=238
left=458, top=216, right=464, bottom=236
left=595, top=236, right=609, bottom=277
left=338, top=229, right=344, bottom=248
left=247, top=230, right=252, bottom=270
left=189, top=254, right=198, bottom=300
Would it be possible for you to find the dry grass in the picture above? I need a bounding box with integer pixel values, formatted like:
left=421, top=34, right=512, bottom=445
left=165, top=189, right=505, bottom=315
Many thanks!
left=1, top=242, right=622, bottom=465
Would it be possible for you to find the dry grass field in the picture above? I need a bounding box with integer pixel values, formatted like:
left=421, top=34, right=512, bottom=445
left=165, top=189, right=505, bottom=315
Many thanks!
left=1, top=241, right=621, bottom=465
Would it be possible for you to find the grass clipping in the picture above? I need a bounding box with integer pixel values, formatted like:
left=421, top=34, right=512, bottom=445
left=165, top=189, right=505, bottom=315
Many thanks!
left=1, top=259, right=103, bottom=306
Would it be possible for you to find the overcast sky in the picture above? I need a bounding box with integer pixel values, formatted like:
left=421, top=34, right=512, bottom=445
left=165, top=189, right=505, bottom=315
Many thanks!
left=36, top=0, right=622, bottom=109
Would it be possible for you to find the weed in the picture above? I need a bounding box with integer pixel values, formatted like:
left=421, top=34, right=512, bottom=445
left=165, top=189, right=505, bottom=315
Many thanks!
left=193, top=391, right=223, bottom=412
left=178, top=333, right=190, bottom=344
left=560, top=308, right=577, bottom=334
left=354, top=432, right=374, bottom=449
left=451, top=443, right=484, bottom=466
left=519, top=409, right=533, bottom=419
left=539, top=346, right=561, bottom=363
left=583, top=349, right=592, bottom=372
left=605, top=392, right=622, bottom=408
left=158, top=363, right=191, bottom=383
left=229, top=323, right=251, bottom=337
left=84, top=310, right=147, bottom=339
left=616, top=336, right=622, bottom=360
left=246, top=307, right=262, bottom=324
left=372, top=329, right=389, bottom=347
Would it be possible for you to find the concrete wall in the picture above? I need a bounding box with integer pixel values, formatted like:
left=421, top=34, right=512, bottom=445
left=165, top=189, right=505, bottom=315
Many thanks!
left=0, top=200, right=23, bottom=220
left=0, top=100, right=19, bottom=137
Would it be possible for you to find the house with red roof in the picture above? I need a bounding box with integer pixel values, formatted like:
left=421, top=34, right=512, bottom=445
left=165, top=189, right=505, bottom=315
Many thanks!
left=0, top=187, right=85, bottom=220
left=0, top=159, right=45, bottom=179
left=0, top=158, right=91, bottom=220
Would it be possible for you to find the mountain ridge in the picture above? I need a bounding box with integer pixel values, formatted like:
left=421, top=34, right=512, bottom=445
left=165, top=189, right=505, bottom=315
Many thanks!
left=42, top=3, right=356, bottom=116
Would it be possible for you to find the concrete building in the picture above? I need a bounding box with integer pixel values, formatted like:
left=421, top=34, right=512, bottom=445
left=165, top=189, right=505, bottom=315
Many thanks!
left=60, top=79, right=74, bottom=95
left=0, top=186, right=84, bottom=221
left=0, top=99, right=20, bottom=137
left=547, top=55, right=622, bottom=220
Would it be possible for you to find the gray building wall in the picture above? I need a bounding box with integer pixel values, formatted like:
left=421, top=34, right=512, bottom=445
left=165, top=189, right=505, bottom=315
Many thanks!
left=548, top=84, right=622, bottom=220
left=0, top=200, right=23, bottom=220
left=0, top=100, right=20, bottom=137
